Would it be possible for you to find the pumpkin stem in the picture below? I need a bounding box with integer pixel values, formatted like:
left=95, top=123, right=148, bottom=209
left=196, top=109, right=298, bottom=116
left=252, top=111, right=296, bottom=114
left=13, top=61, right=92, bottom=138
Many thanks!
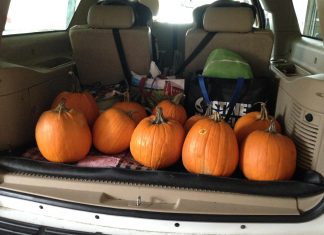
left=209, top=112, right=222, bottom=122
left=204, top=104, right=213, bottom=116
left=54, top=98, right=69, bottom=114
left=259, top=102, right=269, bottom=120
left=172, top=93, right=185, bottom=105
left=267, top=119, right=277, bottom=134
left=123, top=91, right=130, bottom=102
left=152, top=107, right=167, bottom=124
left=126, top=110, right=137, bottom=118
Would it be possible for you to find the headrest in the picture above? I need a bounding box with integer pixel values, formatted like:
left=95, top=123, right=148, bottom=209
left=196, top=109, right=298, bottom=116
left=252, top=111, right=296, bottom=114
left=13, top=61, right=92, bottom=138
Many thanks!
left=88, top=5, right=135, bottom=29
left=98, top=0, right=152, bottom=26
left=203, top=7, right=254, bottom=33
left=193, top=0, right=256, bottom=31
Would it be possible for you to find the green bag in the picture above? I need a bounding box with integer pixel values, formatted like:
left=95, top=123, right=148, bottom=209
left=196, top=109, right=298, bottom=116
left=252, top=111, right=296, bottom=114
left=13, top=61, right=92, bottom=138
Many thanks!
left=202, top=48, right=253, bottom=79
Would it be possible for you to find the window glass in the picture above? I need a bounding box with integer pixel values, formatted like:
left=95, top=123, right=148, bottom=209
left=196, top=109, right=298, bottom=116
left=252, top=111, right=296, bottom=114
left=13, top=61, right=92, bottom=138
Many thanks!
left=4, top=0, right=81, bottom=35
left=155, top=0, right=252, bottom=24
left=293, top=0, right=321, bottom=39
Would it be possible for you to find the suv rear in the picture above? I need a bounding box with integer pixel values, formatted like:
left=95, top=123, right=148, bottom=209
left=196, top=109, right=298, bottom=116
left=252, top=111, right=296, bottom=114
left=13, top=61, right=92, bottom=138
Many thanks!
left=0, top=0, right=324, bottom=234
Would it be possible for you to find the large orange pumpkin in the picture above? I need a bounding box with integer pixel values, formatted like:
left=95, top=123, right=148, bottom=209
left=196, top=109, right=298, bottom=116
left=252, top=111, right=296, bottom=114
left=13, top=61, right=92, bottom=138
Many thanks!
left=93, top=108, right=136, bottom=154
left=130, top=107, right=185, bottom=169
left=52, top=91, right=99, bottom=126
left=240, top=120, right=296, bottom=181
left=112, top=92, right=147, bottom=124
left=153, top=93, right=187, bottom=125
left=234, top=103, right=281, bottom=144
left=182, top=112, right=239, bottom=177
left=35, top=101, right=92, bottom=163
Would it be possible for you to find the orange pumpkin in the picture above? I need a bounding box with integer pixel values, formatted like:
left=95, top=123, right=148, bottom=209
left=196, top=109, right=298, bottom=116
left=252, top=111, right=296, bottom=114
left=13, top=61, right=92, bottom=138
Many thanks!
left=240, top=120, right=296, bottom=181
left=184, top=105, right=213, bottom=133
left=234, top=103, right=281, bottom=144
left=153, top=93, right=187, bottom=125
left=184, top=115, right=205, bottom=133
left=130, top=107, right=185, bottom=169
left=112, top=92, right=147, bottom=124
left=52, top=91, right=99, bottom=126
left=182, top=112, right=239, bottom=177
left=35, top=101, right=92, bottom=163
left=93, top=108, right=136, bottom=154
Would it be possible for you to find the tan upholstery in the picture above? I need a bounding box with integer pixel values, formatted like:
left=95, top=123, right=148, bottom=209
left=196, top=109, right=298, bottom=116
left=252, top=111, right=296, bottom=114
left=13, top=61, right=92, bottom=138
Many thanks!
left=185, top=5, right=274, bottom=77
left=203, top=7, right=254, bottom=33
left=88, top=5, right=135, bottom=29
left=70, top=5, right=152, bottom=85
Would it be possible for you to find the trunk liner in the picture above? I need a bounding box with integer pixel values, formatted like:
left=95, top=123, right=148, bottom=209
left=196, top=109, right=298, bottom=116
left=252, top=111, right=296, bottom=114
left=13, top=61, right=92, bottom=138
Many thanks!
left=0, top=154, right=323, bottom=198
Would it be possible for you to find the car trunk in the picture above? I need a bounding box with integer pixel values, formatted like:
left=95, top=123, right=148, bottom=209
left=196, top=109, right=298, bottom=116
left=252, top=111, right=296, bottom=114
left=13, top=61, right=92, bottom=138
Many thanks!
left=0, top=34, right=323, bottom=226
left=0, top=0, right=324, bottom=228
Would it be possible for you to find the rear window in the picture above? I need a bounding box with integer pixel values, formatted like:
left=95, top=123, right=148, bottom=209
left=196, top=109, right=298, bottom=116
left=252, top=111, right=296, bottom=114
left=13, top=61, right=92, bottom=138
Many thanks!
left=293, top=0, right=321, bottom=39
left=4, top=0, right=81, bottom=35
left=155, top=0, right=252, bottom=24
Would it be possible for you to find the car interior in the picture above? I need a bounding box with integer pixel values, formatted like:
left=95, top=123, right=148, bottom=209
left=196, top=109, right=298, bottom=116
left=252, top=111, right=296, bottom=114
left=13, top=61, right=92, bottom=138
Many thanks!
left=0, top=0, right=324, bottom=233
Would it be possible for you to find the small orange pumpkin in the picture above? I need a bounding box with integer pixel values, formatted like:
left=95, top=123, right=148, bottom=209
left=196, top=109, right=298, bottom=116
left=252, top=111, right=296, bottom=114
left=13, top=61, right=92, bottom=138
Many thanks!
left=35, top=101, right=92, bottom=163
left=240, top=120, right=296, bottom=181
left=130, top=107, right=185, bottom=169
left=153, top=93, right=187, bottom=125
left=234, top=103, right=281, bottom=144
left=52, top=91, right=99, bottom=126
left=93, top=108, right=136, bottom=154
left=182, top=112, right=239, bottom=177
left=184, top=105, right=213, bottom=133
left=112, top=92, right=147, bottom=124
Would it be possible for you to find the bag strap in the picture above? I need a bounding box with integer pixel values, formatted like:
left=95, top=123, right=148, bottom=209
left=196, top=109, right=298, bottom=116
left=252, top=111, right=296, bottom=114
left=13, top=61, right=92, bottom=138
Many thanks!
left=198, top=75, right=211, bottom=105
left=198, top=75, right=245, bottom=120
left=176, top=32, right=216, bottom=75
left=224, top=77, right=245, bottom=122
left=112, top=28, right=132, bottom=88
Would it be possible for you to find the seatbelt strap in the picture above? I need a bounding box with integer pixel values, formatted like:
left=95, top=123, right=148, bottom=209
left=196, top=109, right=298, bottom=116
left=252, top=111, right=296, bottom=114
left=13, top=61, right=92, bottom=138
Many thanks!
left=112, top=28, right=132, bottom=88
left=176, top=32, right=216, bottom=75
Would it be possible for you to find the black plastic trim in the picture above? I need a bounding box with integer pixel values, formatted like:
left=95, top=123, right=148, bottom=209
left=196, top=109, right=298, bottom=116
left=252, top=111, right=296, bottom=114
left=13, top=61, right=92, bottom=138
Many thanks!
left=0, top=214, right=107, bottom=234
left=0, top=156, right=323, bottom=198
left=0, top=188, right=324, bottom=223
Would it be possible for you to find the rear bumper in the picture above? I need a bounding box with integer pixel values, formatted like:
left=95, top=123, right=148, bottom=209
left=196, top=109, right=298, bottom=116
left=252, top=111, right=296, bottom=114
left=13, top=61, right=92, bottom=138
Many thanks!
left=1, top=188, right=324, bottom=234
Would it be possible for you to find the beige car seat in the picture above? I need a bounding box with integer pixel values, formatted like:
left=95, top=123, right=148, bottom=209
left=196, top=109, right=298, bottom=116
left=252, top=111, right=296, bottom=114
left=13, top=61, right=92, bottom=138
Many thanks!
left=184, top=3, right=274, bottom=77
left=69, top=4, right=152, bottom=86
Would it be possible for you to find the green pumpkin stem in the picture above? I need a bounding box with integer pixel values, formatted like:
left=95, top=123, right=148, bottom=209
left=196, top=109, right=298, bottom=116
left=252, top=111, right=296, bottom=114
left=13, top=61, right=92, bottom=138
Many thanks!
left=267, top=119, right=277, bottom=134
left=152, top=107, right=167, bottom=124
left=54, top=98, right=69, bottom=114
left=172, top=93, right=185, bottom=105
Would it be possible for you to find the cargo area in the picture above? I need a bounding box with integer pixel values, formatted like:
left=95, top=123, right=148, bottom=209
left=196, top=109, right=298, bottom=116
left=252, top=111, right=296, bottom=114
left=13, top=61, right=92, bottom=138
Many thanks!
left=0, top=0, right=324, bottom=231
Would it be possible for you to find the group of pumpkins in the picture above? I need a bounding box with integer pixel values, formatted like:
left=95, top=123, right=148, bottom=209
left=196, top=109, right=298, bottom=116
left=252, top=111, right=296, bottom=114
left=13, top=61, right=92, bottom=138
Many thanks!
left=35, top=89, right=297, bottom=181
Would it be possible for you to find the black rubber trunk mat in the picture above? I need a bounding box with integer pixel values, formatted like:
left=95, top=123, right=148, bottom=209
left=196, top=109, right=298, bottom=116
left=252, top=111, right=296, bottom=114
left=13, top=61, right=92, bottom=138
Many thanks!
left=0, top=155, right=323, bottom=198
